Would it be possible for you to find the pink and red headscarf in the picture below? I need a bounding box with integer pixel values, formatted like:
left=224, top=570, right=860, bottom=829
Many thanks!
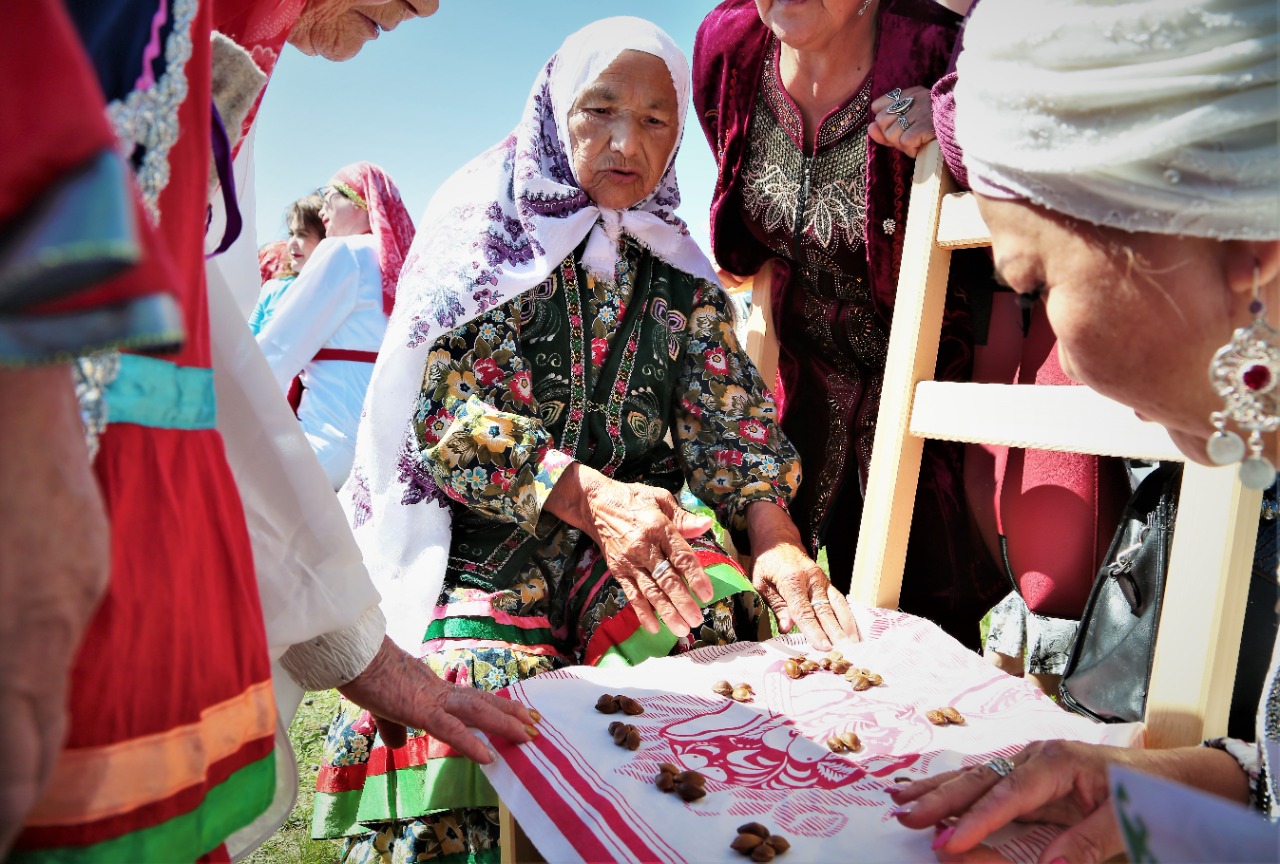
left=327, top=161, right=416, bottom=314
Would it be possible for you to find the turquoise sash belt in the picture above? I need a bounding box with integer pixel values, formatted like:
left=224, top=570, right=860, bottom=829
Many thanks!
left=105, top=354, right=216, bottom=430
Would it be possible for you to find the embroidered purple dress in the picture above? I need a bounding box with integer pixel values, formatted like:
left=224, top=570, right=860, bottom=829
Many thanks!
left=693, top=0, right=1006, bottom=645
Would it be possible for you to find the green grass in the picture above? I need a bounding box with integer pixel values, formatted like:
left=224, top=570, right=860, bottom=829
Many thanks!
left=245, top=690, right=345, bottom=864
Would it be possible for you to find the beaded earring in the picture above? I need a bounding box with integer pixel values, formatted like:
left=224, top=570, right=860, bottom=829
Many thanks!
left=857, top=0, right=874, bottom=15
left=1208, top=263, right=1280, bottom=489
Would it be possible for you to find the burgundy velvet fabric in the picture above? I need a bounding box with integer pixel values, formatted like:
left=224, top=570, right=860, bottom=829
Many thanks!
left=694, top=0, right=1007, bottom=645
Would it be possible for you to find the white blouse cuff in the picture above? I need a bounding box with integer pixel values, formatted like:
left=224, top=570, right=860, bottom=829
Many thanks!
left=279, top=605, right=386, bottom=691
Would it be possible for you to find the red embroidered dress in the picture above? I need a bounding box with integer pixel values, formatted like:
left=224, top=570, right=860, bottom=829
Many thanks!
left=9, top=2, right=280, bottom=860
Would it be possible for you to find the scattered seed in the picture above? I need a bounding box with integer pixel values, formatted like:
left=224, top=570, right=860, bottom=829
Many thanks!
left=596, top=694, right=620, bottom=714
left=677, top=780, right=706, bottom=801
left=737, top=823, right=770, bottom=839
left=712, top=680, right=734, bottom=696
left=939, top=706, right=964, bottom=725
left=618, top=695, right=645, bottom=716
left=783, top=660, right=804, bottom=679
left=750, top=843, right=777, bottom=862
left=731, top=833, right=765, bottom=853
left=766, top=835, right=791, bottom=853
left=925, top=710, right=948, bottom=726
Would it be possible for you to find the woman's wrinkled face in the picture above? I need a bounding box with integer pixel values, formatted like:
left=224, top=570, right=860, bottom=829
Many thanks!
left=567, top=50, right=680, bottom=211
left=320, top=186, right=371, bottom=237
left=286, top=223, right=323, bottom=272
left=754, top=0, right=869, bottom=49
left=976, top=196, right=1263, bottom=464
left=288, top=0, right=439, bottom=62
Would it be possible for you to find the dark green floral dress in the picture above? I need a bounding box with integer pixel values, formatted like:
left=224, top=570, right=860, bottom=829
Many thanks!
left=314, top=238, right=801, bottom=863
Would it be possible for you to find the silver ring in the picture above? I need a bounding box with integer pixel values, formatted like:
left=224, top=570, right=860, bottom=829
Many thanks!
left=981, top=756, right=1016, bottom=779
left=811, top=599, right=831, bottom=608
left=897, top=115, right=911, bottom=132
left=884, top=87, right=903, bottom=102
left=651, top=559, right=673, bottom=580
left=886, top=96, right=914, bottom=116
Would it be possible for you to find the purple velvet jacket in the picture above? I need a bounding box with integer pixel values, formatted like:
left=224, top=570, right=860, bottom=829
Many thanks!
left=691, top=0, right=977, bottom=555
left=694, top=0, right=964, bottom=333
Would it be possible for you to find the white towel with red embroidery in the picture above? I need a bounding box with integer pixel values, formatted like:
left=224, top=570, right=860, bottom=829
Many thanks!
left=481, top=608, right=1143, bottom=864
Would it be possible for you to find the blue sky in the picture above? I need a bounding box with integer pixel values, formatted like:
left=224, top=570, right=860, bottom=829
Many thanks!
left=254, top=1, right=722, bottom=256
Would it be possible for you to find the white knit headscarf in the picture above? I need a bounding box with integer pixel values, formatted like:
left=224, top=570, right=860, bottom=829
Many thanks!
left=956, top=0, right=1279, bottom=240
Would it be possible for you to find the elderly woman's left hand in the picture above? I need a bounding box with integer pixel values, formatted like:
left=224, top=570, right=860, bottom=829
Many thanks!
left=337, top=637, right=537, bottom=763
left=746, top=502, right=859, bottom=652
left=868, top=85, right=937, bottom=159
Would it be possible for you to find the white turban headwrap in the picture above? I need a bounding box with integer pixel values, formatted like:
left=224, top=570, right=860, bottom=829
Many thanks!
left=956, top=0, right=1279, bottom=240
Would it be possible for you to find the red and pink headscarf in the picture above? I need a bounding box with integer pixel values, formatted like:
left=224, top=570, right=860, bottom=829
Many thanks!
left=327, top=161, right=416, bottom=314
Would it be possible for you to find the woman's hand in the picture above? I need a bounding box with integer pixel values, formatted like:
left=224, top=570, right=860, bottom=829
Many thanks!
left=337, top=637, right=537, bottom=762
left=544, top=463, right=715, bottom=638
left=0, top=367, right=110, bottom=858
left=745, top=501, right=858, bottom=651
left=868, top=85, right=937, bottom=158
left=889, top=741, right=1252, bottom=863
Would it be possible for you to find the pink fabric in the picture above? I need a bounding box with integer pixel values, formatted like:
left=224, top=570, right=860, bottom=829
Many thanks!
left=257, top=239, right=288, bottom=283
left=483, top=608, right=1143, bottom=864
left=136, top=0, right=167, bottom=91
left=329, top=161, right=415, bottom=315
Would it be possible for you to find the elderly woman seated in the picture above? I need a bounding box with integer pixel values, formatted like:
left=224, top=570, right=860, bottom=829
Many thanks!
left=891, top=0, right=1279, bottom=858
left=315, top=17, right=854, bottom=860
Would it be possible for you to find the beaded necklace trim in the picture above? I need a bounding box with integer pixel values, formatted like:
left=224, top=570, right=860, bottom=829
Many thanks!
left=762, top=36, right=874, bottom=155
left=104, top=0, right=199, bottom=224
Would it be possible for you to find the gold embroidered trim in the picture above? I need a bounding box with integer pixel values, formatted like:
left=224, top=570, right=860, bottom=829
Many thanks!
left=331, top=182, right=368, bottom=210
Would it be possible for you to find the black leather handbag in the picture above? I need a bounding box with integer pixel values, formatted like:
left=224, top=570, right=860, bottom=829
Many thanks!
left=1059, top=463, right=1182, bottom=724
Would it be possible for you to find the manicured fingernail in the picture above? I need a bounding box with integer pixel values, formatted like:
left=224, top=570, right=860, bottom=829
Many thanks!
left=524, top=724, right=539, bottom=738
left=888, top=806, right=912, bottom=818
left=486, top=745, right=498, bottom=761
left=931, top=826, right=955, bottom=850
left=529, top=709, right=542, bottom=723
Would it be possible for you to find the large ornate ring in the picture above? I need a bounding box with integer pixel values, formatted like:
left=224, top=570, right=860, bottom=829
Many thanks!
left=884, top=87, right=903, bottom=102
left=886, top=96, right=914, bottom=116
left=981, top=756, right=1016, bottom=779
left=651, top=559, right=673, bottom=580
left=897, top=115, right=912, bottom=132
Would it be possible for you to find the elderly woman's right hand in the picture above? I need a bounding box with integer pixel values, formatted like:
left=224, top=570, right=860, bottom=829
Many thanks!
left=545, top=463, right=715, bottom=637
left=889, top=740, right=1252, bottom=863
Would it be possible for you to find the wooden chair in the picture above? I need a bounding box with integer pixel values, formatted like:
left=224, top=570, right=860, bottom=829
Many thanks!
left=748, top=141, right=1259, bottom=749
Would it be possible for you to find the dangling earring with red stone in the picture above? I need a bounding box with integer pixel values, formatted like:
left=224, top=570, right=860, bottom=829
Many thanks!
left=1208, top=263, right=1280, bottom=489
